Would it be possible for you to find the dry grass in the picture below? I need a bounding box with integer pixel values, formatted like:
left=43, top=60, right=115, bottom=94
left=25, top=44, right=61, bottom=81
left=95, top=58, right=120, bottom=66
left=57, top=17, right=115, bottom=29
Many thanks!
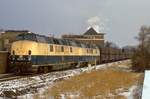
left=46, top=69, right=143, bottom=99
left=31, top=61, right=144, bottom=99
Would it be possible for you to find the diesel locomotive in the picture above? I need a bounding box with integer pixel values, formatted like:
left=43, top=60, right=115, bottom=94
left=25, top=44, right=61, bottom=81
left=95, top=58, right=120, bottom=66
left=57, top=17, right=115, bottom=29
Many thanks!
left=9, top=33, right=100, bottom=73
left=9, top=33, right=131, bottom=73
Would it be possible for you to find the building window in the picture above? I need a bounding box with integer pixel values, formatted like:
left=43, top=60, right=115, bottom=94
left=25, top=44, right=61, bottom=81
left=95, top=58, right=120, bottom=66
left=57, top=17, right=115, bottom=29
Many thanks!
left=50, top=45, right=53, bottom=52
left=4, top=39, right=9, bottom=45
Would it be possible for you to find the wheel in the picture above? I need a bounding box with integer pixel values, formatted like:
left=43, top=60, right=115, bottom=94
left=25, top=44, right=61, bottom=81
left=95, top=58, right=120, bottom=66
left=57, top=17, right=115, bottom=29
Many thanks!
left=44, top=67, right=49, bottom=73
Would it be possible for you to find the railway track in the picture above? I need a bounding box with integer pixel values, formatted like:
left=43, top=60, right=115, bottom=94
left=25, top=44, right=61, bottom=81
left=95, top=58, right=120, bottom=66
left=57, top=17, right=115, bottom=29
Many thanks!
left=0, top=73, right=39, bottom=82
left=0, top=76, right=22, bottom=82
left=0, top=59, right=128, bottom=82
left=0, top=60, right=130, bottom=98
left=0, top=74, right=18, bottom=81
left=0, top=74, right=14, bottom=79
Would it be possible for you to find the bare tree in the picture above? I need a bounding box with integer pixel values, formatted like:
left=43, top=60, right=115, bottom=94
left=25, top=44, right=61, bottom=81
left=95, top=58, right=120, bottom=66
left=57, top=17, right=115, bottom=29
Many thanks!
left=132, top=25, right=150, bottom=72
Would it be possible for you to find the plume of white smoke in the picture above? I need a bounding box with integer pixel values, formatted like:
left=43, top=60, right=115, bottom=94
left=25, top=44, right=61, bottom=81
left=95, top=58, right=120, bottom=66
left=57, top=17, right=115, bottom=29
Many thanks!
left=87, top=16, right=104, bottom=33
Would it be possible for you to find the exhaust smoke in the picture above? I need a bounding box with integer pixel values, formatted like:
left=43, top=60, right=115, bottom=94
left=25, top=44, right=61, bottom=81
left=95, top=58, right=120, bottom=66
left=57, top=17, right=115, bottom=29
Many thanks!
left=87, top=16, right=104, bottom=33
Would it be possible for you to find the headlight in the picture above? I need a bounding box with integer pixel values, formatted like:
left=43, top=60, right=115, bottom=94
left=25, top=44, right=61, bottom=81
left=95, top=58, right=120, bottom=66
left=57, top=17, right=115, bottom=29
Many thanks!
left=17, top=55, right=25, bottom=60
left=28, top=55, right=31, bottom=61
left=19, top=55, right=23, bottom=58
left=11, top=55, right=15, bottom=61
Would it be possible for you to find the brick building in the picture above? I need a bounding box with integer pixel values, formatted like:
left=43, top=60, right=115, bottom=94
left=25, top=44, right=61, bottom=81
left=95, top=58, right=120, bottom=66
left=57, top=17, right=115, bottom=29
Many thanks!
left=0, top=30, right=30, bottom=51
left=62, top=27, right=105, bottom=47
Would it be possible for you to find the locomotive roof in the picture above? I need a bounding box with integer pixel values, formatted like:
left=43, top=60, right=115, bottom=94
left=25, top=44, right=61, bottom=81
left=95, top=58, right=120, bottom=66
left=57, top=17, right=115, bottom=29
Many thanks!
left=16, top=33, right=97, bottom=49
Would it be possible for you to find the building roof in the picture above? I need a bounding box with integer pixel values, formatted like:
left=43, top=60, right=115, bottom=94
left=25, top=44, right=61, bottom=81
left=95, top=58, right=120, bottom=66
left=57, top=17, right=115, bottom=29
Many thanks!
left=84, top=27, right=104, bottom=35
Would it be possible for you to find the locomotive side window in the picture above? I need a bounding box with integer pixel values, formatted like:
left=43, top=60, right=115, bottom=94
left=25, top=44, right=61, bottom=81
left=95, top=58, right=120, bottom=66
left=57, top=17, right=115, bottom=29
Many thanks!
left=95, top=50, right=97, bottom=54
left=64, top=46, right=69, bottom=52
left=55, top=46, right=59, bottom=52
left=90, top=49, right=93, bottom=54
left=55, top=46, right=58, bottom=52
left=50, top=45, right=53, bottom=52
left=70, top=47, right=73, bottom=53
left=61, top=46, right=64, bottom=52
left=87, top=49, right=89, bottom=53
left=55, top=46, right=61, bottom=52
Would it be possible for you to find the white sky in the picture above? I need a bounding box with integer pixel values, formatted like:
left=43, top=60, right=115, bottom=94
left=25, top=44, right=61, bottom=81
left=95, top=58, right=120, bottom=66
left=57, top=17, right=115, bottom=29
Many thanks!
left=0, top=0, right=150, bottom=47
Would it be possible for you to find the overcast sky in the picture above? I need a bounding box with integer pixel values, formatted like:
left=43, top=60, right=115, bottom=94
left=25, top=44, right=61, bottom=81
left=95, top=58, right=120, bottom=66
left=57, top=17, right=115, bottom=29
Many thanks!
left=0, top=0, right=150, bottom=47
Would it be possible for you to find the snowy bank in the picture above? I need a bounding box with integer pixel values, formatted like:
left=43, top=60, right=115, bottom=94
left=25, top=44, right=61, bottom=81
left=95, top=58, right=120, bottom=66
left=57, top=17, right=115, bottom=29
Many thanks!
left=142, top=70, right=150, bottom=99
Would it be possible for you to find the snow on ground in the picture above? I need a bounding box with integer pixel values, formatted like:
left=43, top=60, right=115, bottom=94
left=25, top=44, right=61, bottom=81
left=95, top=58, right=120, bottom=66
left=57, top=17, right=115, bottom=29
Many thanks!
left=46, top=86, right=141, bottom=99
left=0, top=60, right=130, bottom=98
left=142, top=70, right=150, bottom=99
left=119, top=86, right=141, bottom=99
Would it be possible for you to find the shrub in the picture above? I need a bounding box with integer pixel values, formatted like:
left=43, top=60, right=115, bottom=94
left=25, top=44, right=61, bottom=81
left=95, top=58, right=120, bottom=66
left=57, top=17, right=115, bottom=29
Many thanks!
left=132, top=49, right=150, bottom=72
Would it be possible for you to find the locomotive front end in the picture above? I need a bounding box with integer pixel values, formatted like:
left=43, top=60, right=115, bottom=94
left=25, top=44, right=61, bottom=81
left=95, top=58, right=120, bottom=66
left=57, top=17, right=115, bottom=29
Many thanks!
left=9, top=34, right=38, bottom=73
left=10, top=41, right=35, bottom=62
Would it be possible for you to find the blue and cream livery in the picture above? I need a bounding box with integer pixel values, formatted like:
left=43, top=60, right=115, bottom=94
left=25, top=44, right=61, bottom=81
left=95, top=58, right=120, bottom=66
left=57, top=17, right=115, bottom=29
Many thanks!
left=9, top=33, right=100, bottom=73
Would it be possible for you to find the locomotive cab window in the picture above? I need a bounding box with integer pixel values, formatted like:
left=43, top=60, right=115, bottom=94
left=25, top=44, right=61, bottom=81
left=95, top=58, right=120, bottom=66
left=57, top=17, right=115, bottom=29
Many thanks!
left=16, top=35, right=24, bottom=40
left=49, top=45, right=53, bottom=52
